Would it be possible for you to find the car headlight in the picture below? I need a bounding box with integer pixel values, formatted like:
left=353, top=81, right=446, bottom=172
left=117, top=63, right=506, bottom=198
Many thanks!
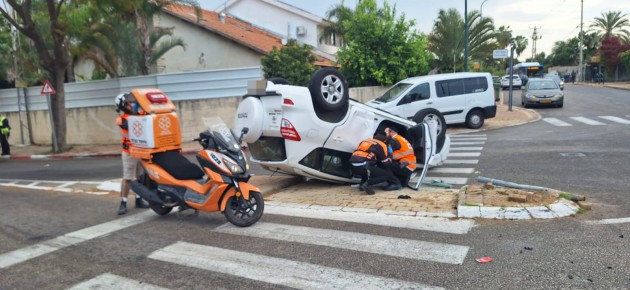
left=526, top=94, right=536, bottom=99
left=553, top=94, right=563, bottom=98
left=223, top=157, right=244, bottom=174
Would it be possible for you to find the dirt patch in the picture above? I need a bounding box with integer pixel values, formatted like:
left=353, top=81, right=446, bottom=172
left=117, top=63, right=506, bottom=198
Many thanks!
left=464, top=183, right=559, bottom=207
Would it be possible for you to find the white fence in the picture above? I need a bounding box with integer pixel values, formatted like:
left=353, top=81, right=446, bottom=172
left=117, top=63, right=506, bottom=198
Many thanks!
left=0, top=67, right=263, bottom=113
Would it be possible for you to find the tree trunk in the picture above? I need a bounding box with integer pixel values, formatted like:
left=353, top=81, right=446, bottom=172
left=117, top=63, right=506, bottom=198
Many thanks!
left=50, top=67, right=68, bottom=152
left=136, top=11, right=151, bottom=75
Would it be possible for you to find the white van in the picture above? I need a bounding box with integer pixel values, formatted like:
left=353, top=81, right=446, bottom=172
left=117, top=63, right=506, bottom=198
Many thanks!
left=366, top=72, right=497, bottom=129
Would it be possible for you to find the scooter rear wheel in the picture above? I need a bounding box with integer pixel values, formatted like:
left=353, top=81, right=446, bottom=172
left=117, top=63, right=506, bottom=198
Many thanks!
left=224, top=191, right=264, bottom=227
left=149, top=201, right=173, bottom=215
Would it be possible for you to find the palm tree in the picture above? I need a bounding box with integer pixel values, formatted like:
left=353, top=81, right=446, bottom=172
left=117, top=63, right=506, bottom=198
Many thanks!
left=512, top=35, right=528, bottom=58
left=466, top=10, right=496, bottom=64
left=589, top=10, right=630, bottom=42
left=428, top=8, right=464, bottom=72
left=320, top=1, right=353, bottom=46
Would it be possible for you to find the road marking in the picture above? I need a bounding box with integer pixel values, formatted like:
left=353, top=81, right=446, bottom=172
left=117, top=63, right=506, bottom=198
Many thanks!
left=150, top=242, right=444, bottom=290
left=215, top=222, right=469, bottom=265
left=264, top=205, right=474, bottom=234
left=443, top=159, right=479, bottom=164
left=448, top=152, right=481, bottom=157
left=450, top=134, right=486, bottom=138
left=570, top=117, right=606, bottom=125
left=450, top=141, right=485, bottom=145
left=595, top=217, right=630, bottom=225
left=448, top=137, right=486, bottom=141
left=430, top=167, right=475, bottom=174
left=424, top=177, right=468, bottom=185
left=69, top=273, right=169, bottom=290
left=599, top=116, right=630, bottom=124
left=450, top=147, right=483, bottom=151
left=543, top=118, right=572, bottom=126
left=0, top=211, right=158, bottom=269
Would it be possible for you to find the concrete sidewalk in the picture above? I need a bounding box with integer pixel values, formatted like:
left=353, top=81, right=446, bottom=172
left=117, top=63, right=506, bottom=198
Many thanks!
left=1, top=101, right=587, bottom=219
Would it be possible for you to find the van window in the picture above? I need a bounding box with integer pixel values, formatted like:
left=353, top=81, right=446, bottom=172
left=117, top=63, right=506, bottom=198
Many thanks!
left=406, top=83, right=430, bottom=102
left=436, top=77, right=488, bottom=97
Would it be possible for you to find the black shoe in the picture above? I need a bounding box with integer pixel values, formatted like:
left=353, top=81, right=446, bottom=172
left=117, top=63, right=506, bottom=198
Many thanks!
left=383, top=184, right=402, bottom=191
left=118, top=201, right=127, bottom=215
left=135, top=197, right=150, bottom=208
left=359, top=182, right=375, bottom=195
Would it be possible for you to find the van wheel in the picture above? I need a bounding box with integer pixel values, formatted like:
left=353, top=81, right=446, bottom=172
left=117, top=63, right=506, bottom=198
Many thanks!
left=412, top=109, right=446, bottom=152
left=465, top=109, right=485, bottom=129
left=308, top=68, right=349, bottom=113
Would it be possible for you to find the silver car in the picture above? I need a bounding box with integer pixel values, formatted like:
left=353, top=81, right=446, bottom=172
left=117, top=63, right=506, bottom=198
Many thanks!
left=521, top=78, right=564, bottom=108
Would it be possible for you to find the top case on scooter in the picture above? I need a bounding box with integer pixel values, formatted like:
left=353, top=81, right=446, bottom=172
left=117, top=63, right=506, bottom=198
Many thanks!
left=127, top=88, right=182, bottom=159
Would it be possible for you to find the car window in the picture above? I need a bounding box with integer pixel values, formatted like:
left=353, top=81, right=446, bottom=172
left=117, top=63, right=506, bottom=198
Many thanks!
left=406, top=83, right=430, bottom=102
left=375, top=83, right=412, bottom=102
left=463, top=77, right=488, bottom=93
left=528, top=81, right=557, bottom=90
left=436, top=79, right=464, bottom=97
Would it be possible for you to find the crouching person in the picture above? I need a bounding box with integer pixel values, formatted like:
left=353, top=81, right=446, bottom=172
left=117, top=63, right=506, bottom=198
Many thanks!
left=350, top=133, right=400, bottom=195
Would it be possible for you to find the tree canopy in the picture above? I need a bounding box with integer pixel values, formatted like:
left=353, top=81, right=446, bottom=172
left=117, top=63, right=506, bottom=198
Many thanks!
left=261, top=39, right=317, bottom=86
left=336, top=0, right=432, bottom=86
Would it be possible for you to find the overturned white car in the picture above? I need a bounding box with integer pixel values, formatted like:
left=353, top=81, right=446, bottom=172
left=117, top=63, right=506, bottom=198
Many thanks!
left=233, top=68, right=451, bottom=186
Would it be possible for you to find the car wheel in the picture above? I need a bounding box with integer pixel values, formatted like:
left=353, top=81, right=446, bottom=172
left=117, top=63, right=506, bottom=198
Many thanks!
left=465, top=109, right=485, bottom=129
left=268, top=77, right=289, bottom=85
left=412, top=109, right=446, bottom=152
left=308, top=68, right=349, bottom=113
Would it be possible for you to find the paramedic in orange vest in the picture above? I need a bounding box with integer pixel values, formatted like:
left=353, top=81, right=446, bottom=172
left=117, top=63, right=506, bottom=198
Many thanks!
left=115, top=93, right=149, bottom=215
left=349, top=133, right=400, bottom=195
left=385, top=127, right=417, bottom=189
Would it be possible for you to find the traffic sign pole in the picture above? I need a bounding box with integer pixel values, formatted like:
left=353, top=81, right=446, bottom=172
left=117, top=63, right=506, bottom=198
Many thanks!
left=41, top=80, right=58, bottom=152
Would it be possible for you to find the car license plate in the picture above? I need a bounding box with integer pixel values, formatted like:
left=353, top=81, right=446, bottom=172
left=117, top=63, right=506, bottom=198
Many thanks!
left=540, top=99, right=552, bottom=104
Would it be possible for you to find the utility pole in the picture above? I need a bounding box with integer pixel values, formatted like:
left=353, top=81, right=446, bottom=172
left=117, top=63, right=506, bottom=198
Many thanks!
left=578, top=0, right=584, bottom=82
left=464, top=0, right=468, bottom=72
left=530, top=27, right=542, bottom=61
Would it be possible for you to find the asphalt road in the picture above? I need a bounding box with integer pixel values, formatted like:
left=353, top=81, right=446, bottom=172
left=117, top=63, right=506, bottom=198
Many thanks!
left=1, top=83, right=629, bottom=289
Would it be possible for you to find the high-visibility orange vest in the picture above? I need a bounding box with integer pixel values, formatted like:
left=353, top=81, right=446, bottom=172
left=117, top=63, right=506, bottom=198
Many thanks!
left=352, top=138, right=388, bottom=161
left=116, top=113, right=132, bottom=153
left=391, top=134, right=416, bottom=170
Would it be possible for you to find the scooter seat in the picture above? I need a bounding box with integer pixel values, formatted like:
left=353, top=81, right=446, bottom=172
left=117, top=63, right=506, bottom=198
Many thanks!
left=152, top=150, right=204, bottom=180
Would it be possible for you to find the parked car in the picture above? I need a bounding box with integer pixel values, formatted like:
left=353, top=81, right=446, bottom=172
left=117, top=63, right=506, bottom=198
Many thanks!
left=521, top=78, right=564, bottom=108
left=501, top=74, right=522, bottom=90
left=233, top=68, right=451, bottom=184
left=544, top=73, right=565, bottom=90
left=366, top=72, right=497, bottom=129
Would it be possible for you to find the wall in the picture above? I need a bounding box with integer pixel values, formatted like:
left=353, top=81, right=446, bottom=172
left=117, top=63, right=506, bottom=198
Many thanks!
left=154, top=13, right=263, bottom=73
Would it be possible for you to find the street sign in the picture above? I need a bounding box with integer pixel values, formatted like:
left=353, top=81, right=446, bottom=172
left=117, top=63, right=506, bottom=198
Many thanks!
left=41, top=80, right=56, bottom=95
left=493, top=49, right=509, bottom=59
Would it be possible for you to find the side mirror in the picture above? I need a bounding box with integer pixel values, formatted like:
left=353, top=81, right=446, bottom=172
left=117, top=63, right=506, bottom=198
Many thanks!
left=238, top=127, right=249, bottom=145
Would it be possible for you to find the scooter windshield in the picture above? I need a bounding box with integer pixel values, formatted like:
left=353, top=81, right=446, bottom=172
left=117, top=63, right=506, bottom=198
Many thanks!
left=202, top=117, right=240, bottom=152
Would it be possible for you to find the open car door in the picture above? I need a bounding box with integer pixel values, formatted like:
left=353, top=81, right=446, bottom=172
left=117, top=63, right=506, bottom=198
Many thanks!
left=409, top=119, right=438, bottom=190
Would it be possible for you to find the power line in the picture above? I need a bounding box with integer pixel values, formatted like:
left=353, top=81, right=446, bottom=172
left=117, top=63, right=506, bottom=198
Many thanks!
left=530, top=26, right=542, bottom=60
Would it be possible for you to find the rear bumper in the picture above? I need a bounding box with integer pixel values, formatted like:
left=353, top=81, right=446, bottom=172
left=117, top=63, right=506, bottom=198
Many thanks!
left=483, top=105, right=497, bottom=118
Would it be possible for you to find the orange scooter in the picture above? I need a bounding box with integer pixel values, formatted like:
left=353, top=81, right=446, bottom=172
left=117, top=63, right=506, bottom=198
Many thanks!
left=131, top=117, right=264, bottom=227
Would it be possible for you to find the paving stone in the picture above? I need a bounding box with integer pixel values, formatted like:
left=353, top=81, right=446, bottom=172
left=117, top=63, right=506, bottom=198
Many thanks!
left=377, top=209, right=417, bottom=216
left=577, top=201, right=592, bottom=210
left=275, top=202, right=311, bottom=209
left=458, top=205, right=480, bottom=218
left=504, top=207, right=532, bottom=220
left=480, top=206, right=505, bottom=219
left=508, top=193, right=528, bottom=203
left=526, top=206, right=559, bottom=219
left=309, top=205, right=344, bottom=211
left=548, top=202, right=578, bottom=217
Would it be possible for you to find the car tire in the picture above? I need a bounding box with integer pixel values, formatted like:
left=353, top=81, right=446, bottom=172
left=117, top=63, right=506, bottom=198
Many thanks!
left=269, top=77, right=289, bottom=85
left=465, top=109, right=485, bottom=129
left=412, top=109, right=446, bottom=152
left=308, top=67, right=349, bottom=114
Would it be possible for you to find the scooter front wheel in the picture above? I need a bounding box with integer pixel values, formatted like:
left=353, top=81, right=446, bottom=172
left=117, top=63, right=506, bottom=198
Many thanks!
left=224, top=191, right=264, bottom=227
left=149, top=201, right=173, bottom=215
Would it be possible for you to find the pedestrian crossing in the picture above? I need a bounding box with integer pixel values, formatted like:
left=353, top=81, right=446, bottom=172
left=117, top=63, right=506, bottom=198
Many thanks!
left=419, top=134, right=486, bottom=187
left=57, top=206, right=472, bottom=289
left=543, top=115, right=630, bottom=127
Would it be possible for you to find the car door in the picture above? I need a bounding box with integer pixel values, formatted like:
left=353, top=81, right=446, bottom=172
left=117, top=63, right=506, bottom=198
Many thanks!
left=432, top=78, right=467, bottom=124
left=322, top=104, right=377, bottom=154
left=401, top=82, right=432, bottom=119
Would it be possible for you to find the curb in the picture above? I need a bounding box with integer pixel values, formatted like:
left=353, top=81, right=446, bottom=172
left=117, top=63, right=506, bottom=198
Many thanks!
left=3, top=149, right=200, bottom=160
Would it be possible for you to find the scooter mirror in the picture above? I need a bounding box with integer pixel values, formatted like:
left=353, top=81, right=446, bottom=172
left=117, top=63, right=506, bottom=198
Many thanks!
left=238, top=127, right=249, bottom=145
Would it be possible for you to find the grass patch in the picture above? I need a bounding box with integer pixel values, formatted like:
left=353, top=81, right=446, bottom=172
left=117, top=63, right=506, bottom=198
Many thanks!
left=558, top=193, right=573, bottom=200
left=463, top=202, right=479, bottom=206
left=577, top=207, right=585, bottom=214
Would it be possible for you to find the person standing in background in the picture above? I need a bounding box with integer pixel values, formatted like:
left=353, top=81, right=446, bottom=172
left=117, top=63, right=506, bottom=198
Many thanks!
left=0, top=114, right=11, bottom=156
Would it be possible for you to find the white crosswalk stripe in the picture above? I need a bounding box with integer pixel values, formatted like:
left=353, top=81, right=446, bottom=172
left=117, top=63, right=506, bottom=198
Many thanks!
left=450, top=146, right=483, bottom=151
left=543, top=118, right=572, bottom=126
left=215, top=222, right=469, bottom=264
left=69, top=273, right=169, bottom=290
left=443, top=159, right=479, bottom=164
left=570, top=117, right=606, bottom=125
left=149, top=242, right=444, bottom=290
left=450, top=141, right=485, bottom=145
left=448, top=152, right=481, bottom=157
left=449, top=137, right=486, bottom=141
left=599, top=116, right=630, bottom=124
left=430, top=167, right=475, bottom=174
left=424, top=177, right=469, bottom=185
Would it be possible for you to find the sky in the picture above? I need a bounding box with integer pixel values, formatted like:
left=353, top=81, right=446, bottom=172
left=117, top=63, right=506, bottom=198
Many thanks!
left=201, top=0, right=630, bottom=57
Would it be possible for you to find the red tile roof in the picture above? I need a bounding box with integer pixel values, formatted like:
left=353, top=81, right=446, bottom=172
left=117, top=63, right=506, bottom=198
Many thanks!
left=163, top=4, right=337, bottom=67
